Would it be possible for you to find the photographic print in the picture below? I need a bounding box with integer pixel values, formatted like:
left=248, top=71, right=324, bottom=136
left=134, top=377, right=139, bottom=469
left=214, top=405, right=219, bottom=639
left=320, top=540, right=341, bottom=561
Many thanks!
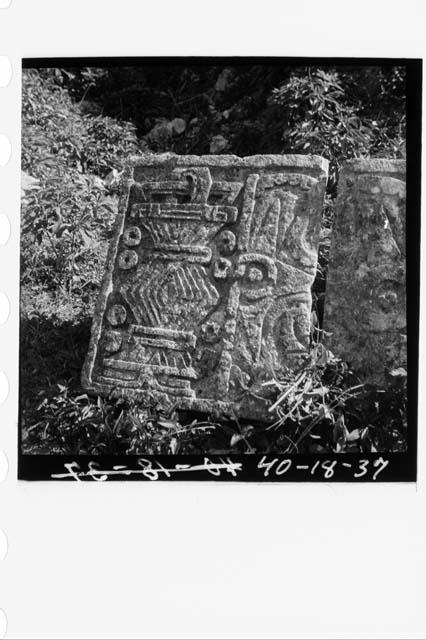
left=18, top=58, right=421, bottom=481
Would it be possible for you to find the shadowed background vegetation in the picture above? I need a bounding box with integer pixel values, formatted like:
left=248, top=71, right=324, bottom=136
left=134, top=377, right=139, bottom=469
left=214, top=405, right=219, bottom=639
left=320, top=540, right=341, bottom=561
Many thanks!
left=21, top=62, right=407, bottom=455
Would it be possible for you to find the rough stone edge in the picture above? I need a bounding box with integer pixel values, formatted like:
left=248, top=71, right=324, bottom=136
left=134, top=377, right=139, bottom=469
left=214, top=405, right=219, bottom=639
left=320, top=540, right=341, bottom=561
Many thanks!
left=128, top=152, right=329, bottom=175
left=81, top=164, right=134, bottom=391
left=341, top=158, right=406, bottom=175
left=79, top=381, right=268, bottom=421
left=322, top=156, right=407, bottom=383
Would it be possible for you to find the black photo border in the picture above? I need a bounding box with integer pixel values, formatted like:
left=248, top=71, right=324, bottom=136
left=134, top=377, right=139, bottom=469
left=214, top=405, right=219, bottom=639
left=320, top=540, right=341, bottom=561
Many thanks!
left=18, top=56, right=422, bottom=482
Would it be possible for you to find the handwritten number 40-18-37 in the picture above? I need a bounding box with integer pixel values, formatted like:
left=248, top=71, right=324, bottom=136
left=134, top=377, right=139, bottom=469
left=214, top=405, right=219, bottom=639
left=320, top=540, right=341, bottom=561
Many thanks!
left=257, top=456, right=389, bottom=481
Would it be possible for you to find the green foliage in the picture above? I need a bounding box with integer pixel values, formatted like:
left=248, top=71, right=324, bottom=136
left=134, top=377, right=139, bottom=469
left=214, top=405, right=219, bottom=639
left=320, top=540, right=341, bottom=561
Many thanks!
left=22, top=170, right=115, bottom=307
left=21, top=69, right=143, bottom=314
left=21, top=316, right=407, bottom=455
left=22, top=69, right=141, bottom=177
left=270, top=67, right=406, bottom=163
left=259, top=343, right=407, bottom=454
left=271, top=70, right=372, bottom=160
left=57, top=64, right=405, bottom=162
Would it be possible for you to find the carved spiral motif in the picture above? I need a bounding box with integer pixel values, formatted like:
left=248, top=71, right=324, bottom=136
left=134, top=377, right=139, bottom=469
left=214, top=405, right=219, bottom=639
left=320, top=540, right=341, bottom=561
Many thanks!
left=118, top=249, right=138, bottom=270
left=123, top=226, right=142, bottom=247
left=213, top=258, right=232, bottom=280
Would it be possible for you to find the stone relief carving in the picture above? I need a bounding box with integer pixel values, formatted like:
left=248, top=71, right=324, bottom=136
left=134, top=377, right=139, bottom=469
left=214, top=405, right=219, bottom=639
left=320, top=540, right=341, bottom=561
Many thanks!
left=323, top=159, right=406, bottom=385
left=82, top=154, right=328, bottom=419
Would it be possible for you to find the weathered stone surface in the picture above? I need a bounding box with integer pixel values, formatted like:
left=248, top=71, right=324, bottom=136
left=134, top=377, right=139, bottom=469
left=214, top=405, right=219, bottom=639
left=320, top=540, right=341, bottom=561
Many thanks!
left=82, top=153, right=328, bottom=419
left=323, top=159, right=406, bottom=385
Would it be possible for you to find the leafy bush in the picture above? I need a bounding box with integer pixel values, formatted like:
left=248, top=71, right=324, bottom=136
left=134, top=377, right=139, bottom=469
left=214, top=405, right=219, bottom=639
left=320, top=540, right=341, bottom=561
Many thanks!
left=21, top=69, right=143, bottom=317
left=54, top=64, right=405, bottom=161
left=271, top=68, right=406, bottom=162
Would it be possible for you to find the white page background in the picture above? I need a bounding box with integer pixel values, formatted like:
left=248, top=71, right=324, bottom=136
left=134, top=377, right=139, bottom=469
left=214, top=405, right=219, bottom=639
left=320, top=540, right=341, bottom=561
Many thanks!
left=0, top=1, right=425, bottom=638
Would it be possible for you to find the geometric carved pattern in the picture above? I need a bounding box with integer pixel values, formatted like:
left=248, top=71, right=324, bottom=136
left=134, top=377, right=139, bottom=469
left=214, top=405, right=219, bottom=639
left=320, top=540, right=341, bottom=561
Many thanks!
left=121, top=262, right=219, bottom=329
left=82, top=154, right=328, bottom=420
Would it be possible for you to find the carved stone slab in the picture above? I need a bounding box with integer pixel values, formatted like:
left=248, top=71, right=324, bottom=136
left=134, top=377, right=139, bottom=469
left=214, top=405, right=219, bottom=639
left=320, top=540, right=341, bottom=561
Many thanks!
left=323, top=159, right=406, bottom=385
left=82, top=154, right=328, bottom=419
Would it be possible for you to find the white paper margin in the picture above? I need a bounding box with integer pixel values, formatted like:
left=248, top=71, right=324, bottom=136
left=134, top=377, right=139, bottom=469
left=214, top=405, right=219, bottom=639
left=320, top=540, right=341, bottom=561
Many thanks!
left=0, top=1, right=425, bottom=638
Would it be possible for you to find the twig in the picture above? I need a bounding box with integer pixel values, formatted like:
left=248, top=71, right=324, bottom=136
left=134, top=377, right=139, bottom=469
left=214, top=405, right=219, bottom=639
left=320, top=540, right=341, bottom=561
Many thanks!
left=288, top=384, right=364, bottom=452
left=268, top=371, right=307, bottom=413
